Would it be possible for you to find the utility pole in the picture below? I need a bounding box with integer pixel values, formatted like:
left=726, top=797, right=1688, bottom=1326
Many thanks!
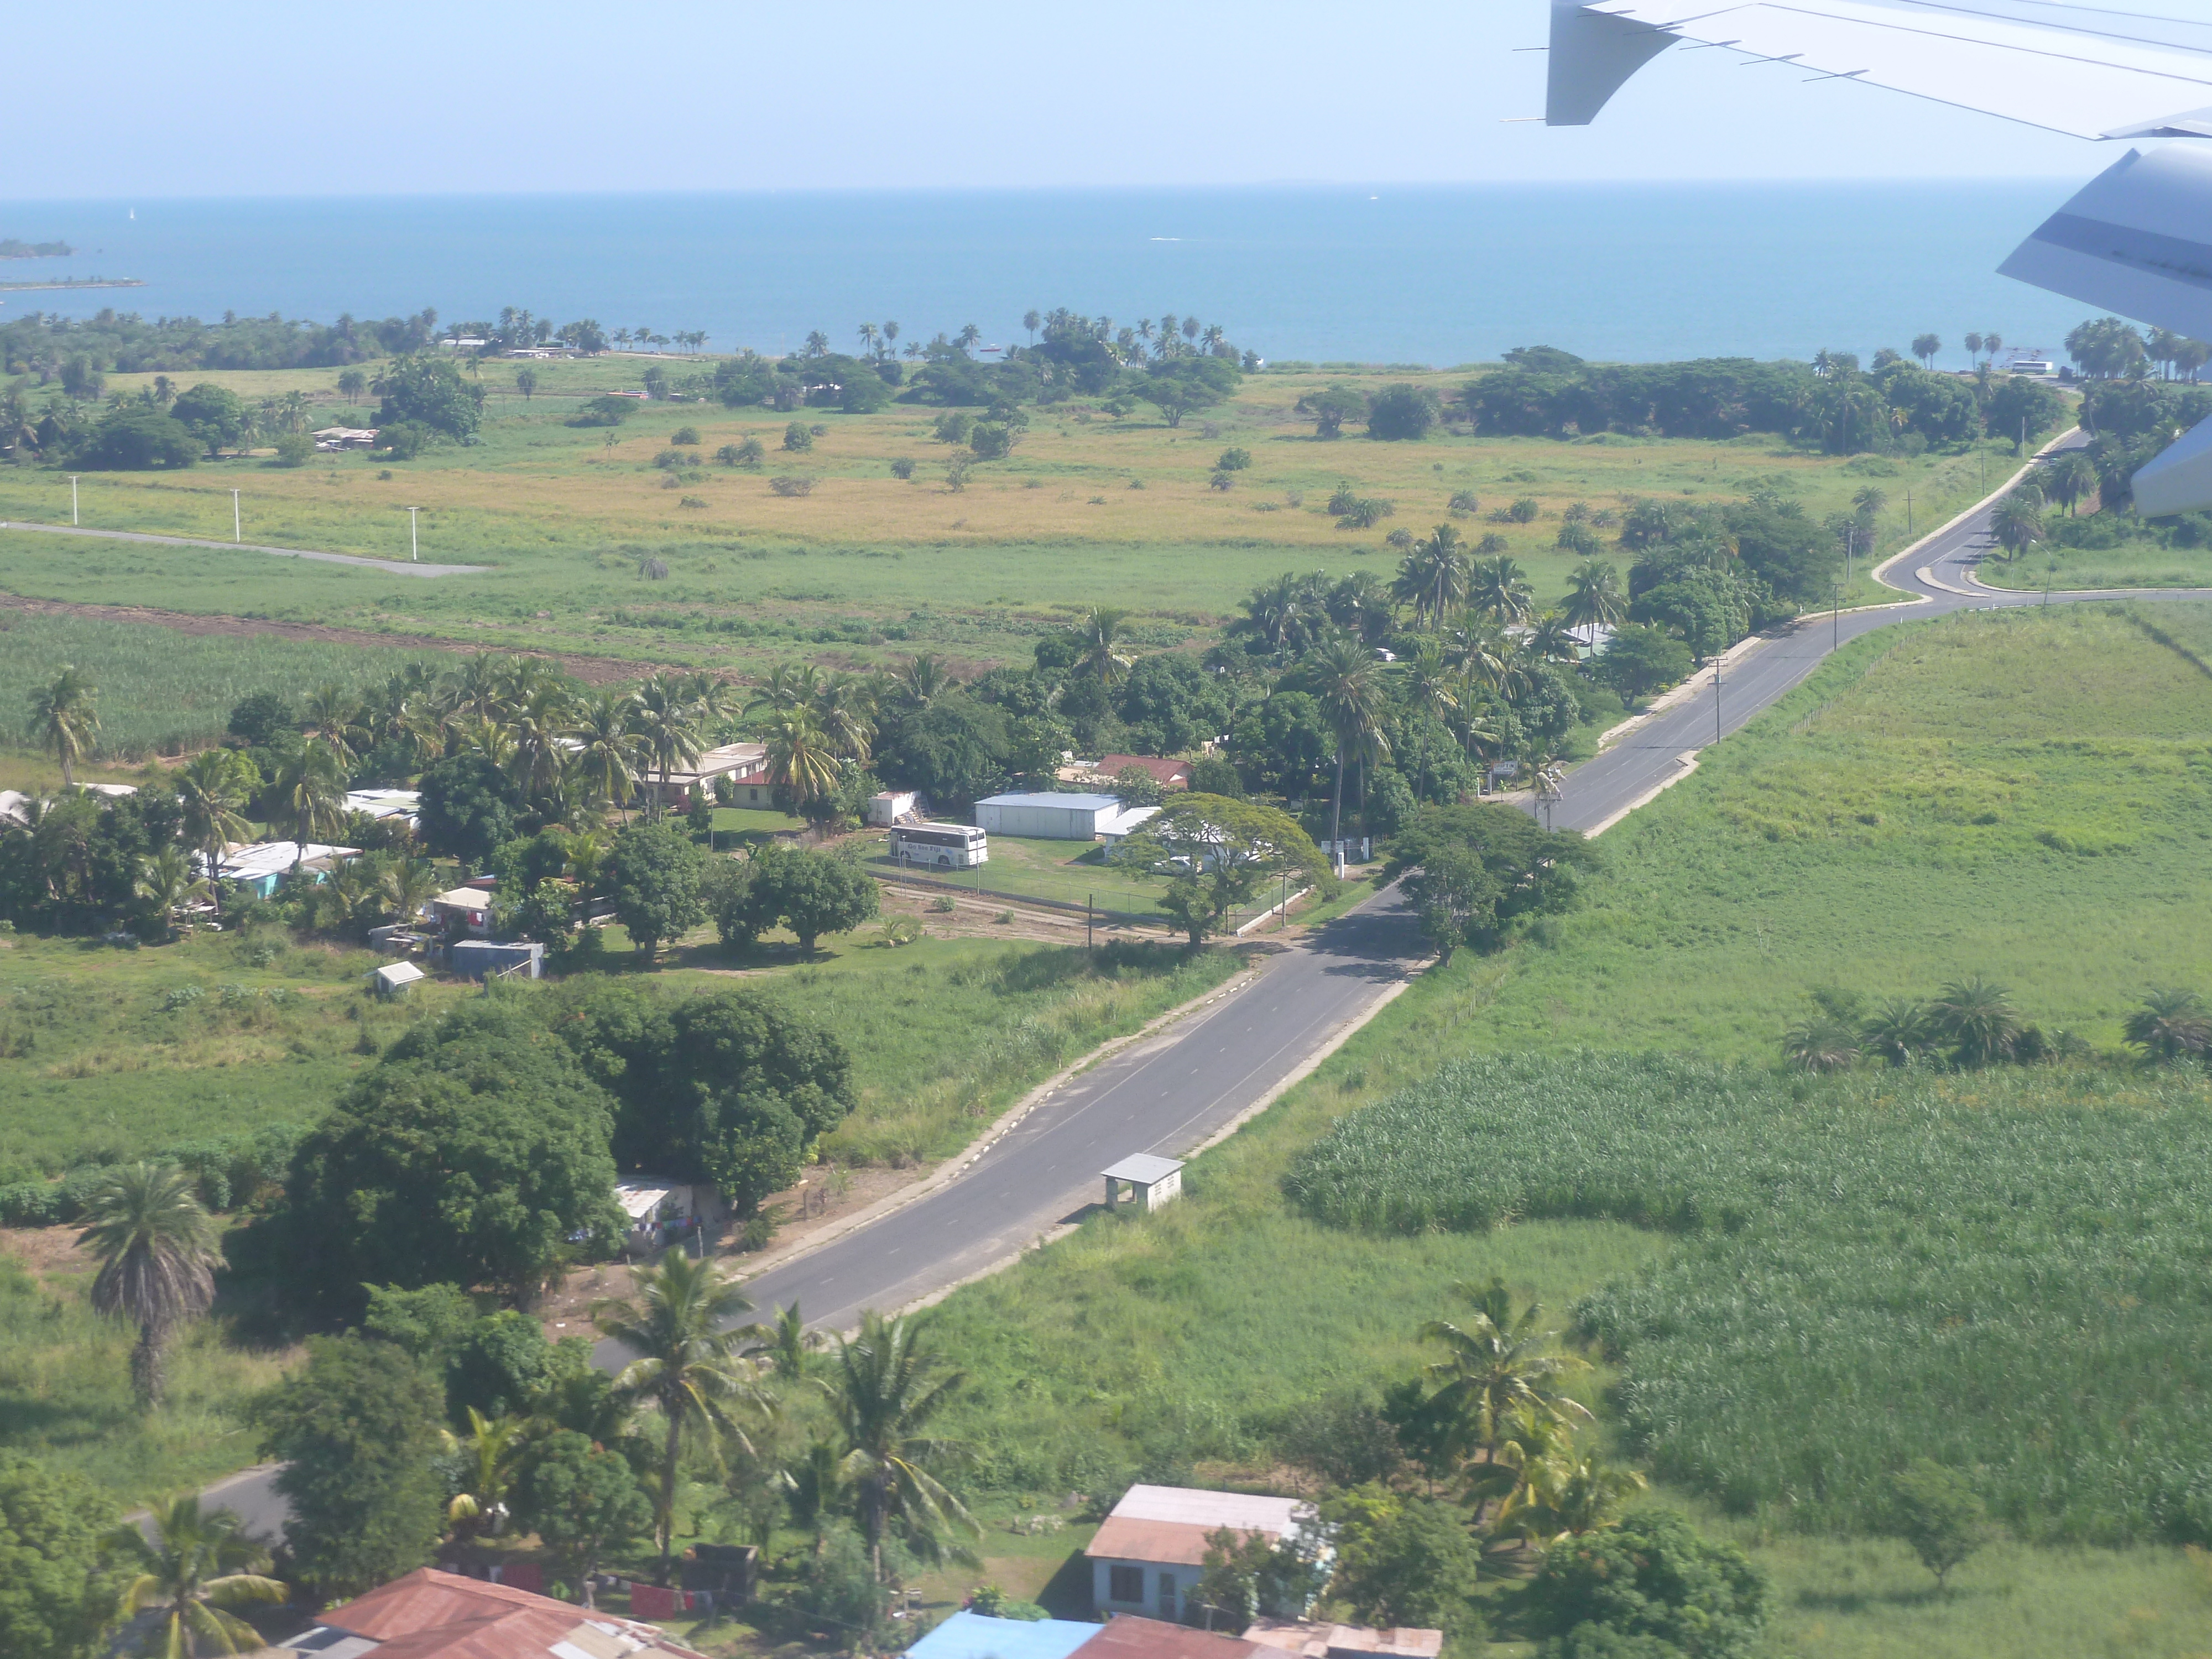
left=231, top=488, right=241, bottom=544
left=1713, top=658, right=1723, bottom=745
left=405, top=505, right=420, bottom=562
left=1906, top=488, right=1913, bottom=536
left=1086, top=893, right=1093, bottom=951
left=1833, top=580, right=1840, bottom=650
left=69, top=476, right=79, bottom=525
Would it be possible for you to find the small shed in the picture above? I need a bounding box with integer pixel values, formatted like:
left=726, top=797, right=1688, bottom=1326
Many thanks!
left=369, top=960, right=426, bottom=999
left=866, top=790, right=917, bottom=826
left=450, top=940, right=543, bottom=980
left=1102, top=1154, right=1184, bottom=1214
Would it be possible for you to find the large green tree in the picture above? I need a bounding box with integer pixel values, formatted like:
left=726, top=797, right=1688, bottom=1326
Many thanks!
left=375, top=356, right=484, bottom=440
left=167, top=384, right=248, bottom=456
left=515, top=1431, right=653, bottom=1593
left=1112, top=794, right=1326, bottom=946
left=0, top=1455, right=113, bottom=1659
left=77, top=406, right=198, bottom=470
left=1526, top=1509, right=1767, bottom=1659
left=256, top=1336, right=447, bottom=1598
left=742, top=843, right=879, bottom=953
left=611, top=821, right=709, bottom=963
left=251, top=1001, right=622, bottom=1313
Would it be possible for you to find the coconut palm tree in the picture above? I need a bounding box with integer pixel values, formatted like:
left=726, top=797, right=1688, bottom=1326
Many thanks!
left=272, top=743, right=347, bottom=853
left=761, top=708, right=842, bottom=810
left=1488, top=1438, right=1647, bottom=1548
left=630, top=675, right=704, bottom=820
left=594, top=1251, right=770, bottom=1582
left=1466, top=555, right=1534, bottom=625
left=1526, top=611, right=1583, bottom=665
left=1305, top=635, right=1391, bottom=852
left=781, top=1436, right=849, bottom=1558
left=79, top=1164, right=218, bottom=1408
left=1073, top=606, right=1135, bottom=689
left=1230, top=573, right=1323, bottom=656
left=175, top=750, right=254, bottom=904
left=899, top=654, right=954, bottom=707
left=1418, top=1277, right=1592, bottom=1467
left=740, top=1300, right=818, bottom=1381
left=567, top=691, right=646, bottom=813
left=1557, top=555, right=1628, bottom=641
left=821, top=1311, right=979, bottom=1582
left=1932, top=975, right=2022, bottom=1066
left=444, top=1406, right=528, bottom=1543
left=107, top=1495, right=286, bottom=1657
left=507, top=681, right=577, bottom=806
left=27, top=664, right=99, bottom=786
left=2044, top=451, right=2098, bottom=515
left=380, top=858, right=442, bottom=927
left=747, top=662, right=821, bottom=718
left=301, top=684, right=367, bottom=769
left=1391, top=525, right=1469, bottom=629
left=1861, top=997, right=1938, bottom=1067
left=809, top=672, right=878, bottom=764
left=1913, top=333, right=1942, bottom=369
left=2124, top=987, right=2212, bottom=1062
left=138, top=847, right=211, bottom=940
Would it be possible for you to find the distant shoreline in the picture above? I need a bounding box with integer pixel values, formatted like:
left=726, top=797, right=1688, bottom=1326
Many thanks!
left=0, top=277, right=143, bottom=292
left=0, top=238, right=72, bottom=259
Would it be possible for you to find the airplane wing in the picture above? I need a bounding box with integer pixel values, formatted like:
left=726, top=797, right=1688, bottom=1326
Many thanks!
left=1545, top=0, right=2212, bottom=513
left=1547, top=0, right=2212, bottom=139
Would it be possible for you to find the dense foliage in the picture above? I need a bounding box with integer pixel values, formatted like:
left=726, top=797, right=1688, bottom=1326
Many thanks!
left=1288, top=1052, right=2212, bottom=1543
left=0, top=1455, right=113, bottom=1659
left=1, top=306, right=442, bottom=377
left=1526, top=1509, right=1767, bottom=1659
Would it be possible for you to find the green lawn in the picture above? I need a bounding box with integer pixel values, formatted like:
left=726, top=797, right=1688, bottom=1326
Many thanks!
left=863, top=830, right=1177, bottom=920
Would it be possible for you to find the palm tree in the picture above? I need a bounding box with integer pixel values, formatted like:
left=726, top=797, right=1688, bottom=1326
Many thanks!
left=1418, top=1277, right=1592, bottom=1467
left=1932, top=975, right=2022, bottom=1066
left=27, top=664, right=99, bottom=786
left=631, top=675, right=705, bottom=820
left=1466, top=555, right=1534, bottom=625
left=138, top=847, right=211, bottom=940
left=1783, top=1013, right=1861, bottom=1073
left=2044, top=451, right=2098, bottom=516
left=809, top=672, right=878, bottom=764
left=301, top=684, right=367, bottom=769
left=821, top=1311, right=979, bottom=1582
left=1489, top=1438, right=1647, bottom=1548
left=1991, top=497, right=2046, bottom=561
left=899, top=654, right=954, bottom=707
left=107, top=1495, right=286, bottom=1657
left=567, top=691, right=646, bottom=813
left=740, top=1300, right=818, bottom=1381
left=594, top=1251, right=770, bottom=1582
left=760, top=708, right=841, bottom=810
left=1305, top=635, right=1391, bottom=852
left=1561, top=559, right=1625, bottom=642
left=79, top=1164, right=218, bottom=1408
left=1073, top=606, right=1134, bottom=688
left=1392, top=525, right=1469, bottom=629
left=380, top=858, right=442, bottom=927
left=2124, top=987, right=2212, bottom=1062
left=781, top=1436, right=849, bottom=1558
left=1230, top=573, right=1322, bottom=656
left=273, top=744, right=348, bottom=853
left=1912, top=333, right=1942, bottom=369
left=444, top=1406, right=528, bottom=1543
left=175, top=749, right=253, bottom=889
left=0, top=389, right=40, bottom=461
left=1851, top=485, right=1888, bottom=523
left=1861, top=997, right=1938, bottom=1067
left=1526, top=611, right=1582, bottom=665
left=507, top=682, right=577, bottom=806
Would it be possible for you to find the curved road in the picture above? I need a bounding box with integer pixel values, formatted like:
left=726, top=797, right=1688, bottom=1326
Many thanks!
left=198, top=441, right=2212, bottom=1541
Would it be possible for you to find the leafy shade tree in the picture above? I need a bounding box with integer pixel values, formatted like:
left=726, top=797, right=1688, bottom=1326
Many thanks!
left=1591, top=623, right=1692, bottom=700
left=743, top=842, right=879, bottom=953
left=594, top=1251, right=768, bottom=1581
left=375, top=355, right=485, bottom=440
left=1387, top=805, right=1596, bottom=957
left=79, top=1164, right=218, bottom=1410
left=107, top=1496, right=286, bottom=1658
left=1321, top=1486, right=1485, bottom=1633
left=1136, top=357, right=1238, bottom=428
left=1525, top=1509, right=1767, bottom=1659
left=76, top=406, right=198, bottom=469
left=246, top=1001, right=623, bottom=1315
left=2124, top=986, right=2212, bottom=1062
left=0, top=1454, right=114, bottom=1659
left=416, top=752, right=519, bottom=865
left=168, top=383, right=249, bottom=457
left=611, top=821, right=709, bottom=963
left=1112, top=795, right=1327, bottom=946
left=515, top=1431, right=653, bottom=1597
left=822, top=1311, right=980, bottom=1583
left=26, top=665, right=98, bottom=787
left=256, top=1337, right=447, bottom=1597
left=1298, top=383, right=1366, bottom=439
left=1365, top=383, right=1443, bottom=441
left=1888, top=1460, right=1987, bottom=1593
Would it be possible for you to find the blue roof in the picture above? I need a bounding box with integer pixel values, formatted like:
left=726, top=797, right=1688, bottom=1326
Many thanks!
left=907, top=1612, right=1099, bottom=1659
left=980, top=792, right=1121, bottom=811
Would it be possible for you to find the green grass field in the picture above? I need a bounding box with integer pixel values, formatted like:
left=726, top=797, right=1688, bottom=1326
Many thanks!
left=0, top=366, right=2020, bottom=682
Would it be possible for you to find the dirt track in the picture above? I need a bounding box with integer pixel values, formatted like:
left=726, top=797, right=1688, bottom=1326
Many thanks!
left=0, top=591, right=677, bottom=686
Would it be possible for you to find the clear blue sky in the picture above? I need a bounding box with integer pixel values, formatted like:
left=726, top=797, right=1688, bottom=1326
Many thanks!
left=10, top=1, right=2098, bottom=198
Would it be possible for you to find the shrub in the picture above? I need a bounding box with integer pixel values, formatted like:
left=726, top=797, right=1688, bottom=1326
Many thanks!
left=273, top=431, right=315, bottom=467
left=769, top=475, right=815, bottom=497
left=1209, top=469, right=1233, bottom=491
left=1217, top=447, right=1253, bottom=471
left=890, top=456, right=916, bottom=479
left=653, top=448, right=684, bottom=469
left=1365, top=384, right=1442, bottom=442
left=670, top=426, right=701, bottom=445
left=932, top=411, right=974, bottom=446
left=570, top=395, right=635, bottom=427
left=1449, top=489, right=1480, bottom=515
left=782, top=421, right=813, bottom=452
left=1507, top=495, right=1541, bottom=522
left=1339, top=498, right=1394, bottom=529
left=1526, top=1509, right=1767, bottom=1659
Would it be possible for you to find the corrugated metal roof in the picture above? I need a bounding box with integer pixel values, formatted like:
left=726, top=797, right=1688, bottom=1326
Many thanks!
left=1088, top=1486, right=1310, bottom=1568
left=307, top=1568, right=701, bottom=1659
left=907, top=1611, right=1100, bottom=1659
left=979, top=792, right=1121, bottom=811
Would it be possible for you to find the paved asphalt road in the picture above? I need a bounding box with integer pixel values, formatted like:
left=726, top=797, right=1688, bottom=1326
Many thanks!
left=0, top=519, right=487, bottom=576
left=201, top=439, right=2212, bottom=1538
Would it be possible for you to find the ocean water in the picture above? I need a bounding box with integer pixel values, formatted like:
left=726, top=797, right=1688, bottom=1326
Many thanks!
left=0, top=182, right=2104, bottom=371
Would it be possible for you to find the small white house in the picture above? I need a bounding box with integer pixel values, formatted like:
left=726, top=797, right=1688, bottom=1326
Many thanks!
left=976, top=791, right=1156, bottom=842
left=1087, top=1485, right=1319, bottom=1624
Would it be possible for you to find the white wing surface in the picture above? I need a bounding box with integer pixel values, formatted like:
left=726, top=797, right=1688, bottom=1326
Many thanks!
left=1548, top=0, right=2212, bottom=139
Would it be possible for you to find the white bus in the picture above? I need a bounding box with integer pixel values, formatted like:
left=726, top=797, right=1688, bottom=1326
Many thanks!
left=891, top=822, right=988, bottom=870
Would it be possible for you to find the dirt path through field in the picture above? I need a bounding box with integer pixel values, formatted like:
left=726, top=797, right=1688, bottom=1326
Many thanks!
left=0, top=591, right=674, bottom=685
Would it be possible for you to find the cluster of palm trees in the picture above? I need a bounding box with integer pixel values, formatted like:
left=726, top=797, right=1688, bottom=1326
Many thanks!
left=1778, top=976, right=2195, bottom=1072
left=612, top=328, right=708, bottom=354
left=1405, top=1278, right=1645, bottom=1556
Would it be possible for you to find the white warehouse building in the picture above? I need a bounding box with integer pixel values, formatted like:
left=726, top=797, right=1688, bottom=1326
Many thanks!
left=974, top=791, right=1157, bottom=842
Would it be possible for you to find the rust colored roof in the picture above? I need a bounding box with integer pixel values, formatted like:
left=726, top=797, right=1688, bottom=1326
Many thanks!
left=1072, top=1616, right=1264, bottom=1659
left=1242, top=1621, right=1442, bottom=1659
left=310, top=1569, right=698, bottom=1659
left=1088, top=1517, right=1271, bottom=1567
